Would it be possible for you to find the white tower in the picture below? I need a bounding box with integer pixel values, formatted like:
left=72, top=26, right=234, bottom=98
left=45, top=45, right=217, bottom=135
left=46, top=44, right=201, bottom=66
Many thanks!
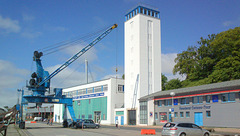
left=124, top=5, right=161, bottom=125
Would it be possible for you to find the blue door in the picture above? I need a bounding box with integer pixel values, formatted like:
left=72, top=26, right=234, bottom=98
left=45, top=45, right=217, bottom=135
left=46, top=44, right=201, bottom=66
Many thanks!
left=55, top=115, right=57, bottom=122
left=169, top=112, right=172, bottom=122
left=115, top=116, right=118, bottom=124
left=121, top=116, right=124, bottom=125
left=194, top=112, right=203, bottom=126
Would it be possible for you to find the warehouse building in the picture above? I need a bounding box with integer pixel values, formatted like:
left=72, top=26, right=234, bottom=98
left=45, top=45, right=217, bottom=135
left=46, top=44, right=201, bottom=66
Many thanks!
left=139, top=80, right=240, bottom=128
left=54, top=78, right=124, bottom=125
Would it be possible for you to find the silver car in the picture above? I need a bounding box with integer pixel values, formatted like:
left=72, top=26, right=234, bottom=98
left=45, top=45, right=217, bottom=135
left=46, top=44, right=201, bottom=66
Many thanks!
left=162, top=122, right=210, bottom=136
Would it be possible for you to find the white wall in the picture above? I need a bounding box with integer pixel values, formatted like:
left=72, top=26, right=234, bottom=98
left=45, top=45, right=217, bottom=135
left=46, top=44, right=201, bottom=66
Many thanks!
left=53, top=78, right=124, bottom=125
left=124, top=12, right=161, bottom=125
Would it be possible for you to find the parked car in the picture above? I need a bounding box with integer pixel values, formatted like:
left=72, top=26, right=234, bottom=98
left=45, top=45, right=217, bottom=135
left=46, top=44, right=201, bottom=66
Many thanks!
left=75, top=119, right=100, bottom=129
left=63, top=119, right=73, bottom=128
left=161, top=122, right=210, bottom=136
left=33, top=117, right=42, bottom=121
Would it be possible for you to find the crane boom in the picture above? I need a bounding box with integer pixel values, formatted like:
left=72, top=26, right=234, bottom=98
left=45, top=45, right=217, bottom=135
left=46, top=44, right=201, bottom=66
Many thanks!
left=38, top=24, right=117, bottom=86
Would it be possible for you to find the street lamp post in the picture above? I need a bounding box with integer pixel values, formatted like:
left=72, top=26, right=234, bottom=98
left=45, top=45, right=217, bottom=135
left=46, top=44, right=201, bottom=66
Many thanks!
left=170, top=92, right=175, bottom=122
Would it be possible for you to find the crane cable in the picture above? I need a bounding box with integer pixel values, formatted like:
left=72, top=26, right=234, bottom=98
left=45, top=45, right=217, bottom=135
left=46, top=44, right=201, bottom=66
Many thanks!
left=115, top=27, right=118, bottom=93
left=37, top=25, right=111, bottom=56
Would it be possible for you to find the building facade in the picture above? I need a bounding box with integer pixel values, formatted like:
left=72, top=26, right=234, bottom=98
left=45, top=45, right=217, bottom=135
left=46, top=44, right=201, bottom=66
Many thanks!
left=124, top=5, right=161, bottom=126
left=54, top=78, right=124, bottom=125
left=140, top=80, right=240, bottom=128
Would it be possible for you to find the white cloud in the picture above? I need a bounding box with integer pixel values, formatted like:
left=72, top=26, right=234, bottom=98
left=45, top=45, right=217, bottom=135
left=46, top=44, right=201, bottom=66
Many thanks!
left=161, top=53, right=186, bottom=81
left=62, top=43, right=98, bottom=64
left=161, top=53, right=177, bottom=74
left=0, top=15, right=21, bottom=33
left=0, top=60, right=29, bottom=107
left=45, top=65, right=91, bottom=88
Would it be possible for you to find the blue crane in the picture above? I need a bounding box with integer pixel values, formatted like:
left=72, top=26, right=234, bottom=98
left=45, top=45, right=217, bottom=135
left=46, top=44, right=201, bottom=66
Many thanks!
left=18, top=24, right=118, bottom=128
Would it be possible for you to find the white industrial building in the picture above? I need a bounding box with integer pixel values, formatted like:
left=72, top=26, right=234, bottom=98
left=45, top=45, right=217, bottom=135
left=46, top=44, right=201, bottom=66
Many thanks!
left=54, top=78, right=124, bottom=125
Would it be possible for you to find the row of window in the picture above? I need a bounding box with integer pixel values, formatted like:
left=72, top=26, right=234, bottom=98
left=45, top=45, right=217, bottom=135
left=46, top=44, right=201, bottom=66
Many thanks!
left=80, top=114, right=106, bottom=120
left=63, top=85, right=108, bottom=97
left=125, top=7, right=159, bottom=21
left=157, top=93, right=237, bottom=107
left=63, top=85, right=124, bottom=97
left=154, top=111, right=211, bottom=120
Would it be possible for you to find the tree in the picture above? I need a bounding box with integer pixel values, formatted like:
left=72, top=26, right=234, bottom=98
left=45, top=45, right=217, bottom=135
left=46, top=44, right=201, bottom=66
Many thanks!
left=165, top=79, right=182, bottom=90
left=173, top=27, right=240, bottom=87
left=173, top=46, right=198, bottom=80
left=161, top=74, right=168, bottom=91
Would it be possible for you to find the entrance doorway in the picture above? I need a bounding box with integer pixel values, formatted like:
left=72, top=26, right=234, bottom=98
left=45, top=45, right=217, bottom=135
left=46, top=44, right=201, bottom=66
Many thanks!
left=128, top=110, right=136, bottom=125
left=94, top=111, right=101, bottom=123
left=194, top=112, right=203, bottom=126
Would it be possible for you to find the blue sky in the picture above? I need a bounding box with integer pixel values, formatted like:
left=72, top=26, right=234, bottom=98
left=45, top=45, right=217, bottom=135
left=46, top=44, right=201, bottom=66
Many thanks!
left=0, top=0, right=239, bottom=107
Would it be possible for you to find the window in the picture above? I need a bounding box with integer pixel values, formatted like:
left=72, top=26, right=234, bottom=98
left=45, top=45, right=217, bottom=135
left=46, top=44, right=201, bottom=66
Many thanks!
left=180, top=112, right=184, bottom=118
left=118, top=85, right=124, bottom=93
left=94, top=86, right=102, bottom=93
left=180, top=98, right=189, bottom=105
left=206, top=111, right=211, bottom=117
left=88, top=114, right=92, bottom=119
left=186, top=112, right=190, bottom=118
left=82, top=115, right=85, bottom=119
left=206, top=95, right=211, bottom=103
left=82, top=89, right=86, bottom=94
left=158, top=100, right=162, bottom=107
left=87, top=88, right=94, bottom=94
left=221, top=93, right=235, bottom=102
left=174, top=112, right=178, bottom=118
left=193, top=96, right=203, bottom=104
left=155, top=112, right=158, bottom=120
left=103, top=85, right=108, bottom=92
left=140, top=101, right=148, bottom=124
left=72, top=91, right=77, bottom=96
left=164, top=99, right=172, bottom=106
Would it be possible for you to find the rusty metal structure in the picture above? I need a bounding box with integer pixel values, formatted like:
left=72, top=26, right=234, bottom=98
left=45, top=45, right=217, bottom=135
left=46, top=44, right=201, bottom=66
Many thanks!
left=0, top=105, right=18, bottom=136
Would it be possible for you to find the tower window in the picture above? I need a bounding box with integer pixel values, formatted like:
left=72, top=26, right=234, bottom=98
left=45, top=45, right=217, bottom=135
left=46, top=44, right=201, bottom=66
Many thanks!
left=144, top=9, right=147, bottom=15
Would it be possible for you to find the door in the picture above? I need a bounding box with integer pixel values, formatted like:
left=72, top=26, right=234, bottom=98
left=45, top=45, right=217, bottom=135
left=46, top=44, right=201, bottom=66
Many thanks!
left=169, top=112, right=172, bottom=122
left=94, top=111, right=101, bottom=123
left=128, top=110, right=136, bottom=125
left=55, top=115, right=57, bottom=122
left=194, top=112, right=203, bottom=126
left=115, top=116, right=118, bottom=124
left=121, top=116, right=124, bottom=125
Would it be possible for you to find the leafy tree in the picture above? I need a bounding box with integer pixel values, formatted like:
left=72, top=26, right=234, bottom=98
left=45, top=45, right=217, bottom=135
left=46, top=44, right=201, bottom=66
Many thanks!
left=173, top=27, right=240, bottom=87
left=173, top=46, right=198, bottom=80
left=161, top=74, right=168, bottom=91
left=165, top=79, right=182, bottom=90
